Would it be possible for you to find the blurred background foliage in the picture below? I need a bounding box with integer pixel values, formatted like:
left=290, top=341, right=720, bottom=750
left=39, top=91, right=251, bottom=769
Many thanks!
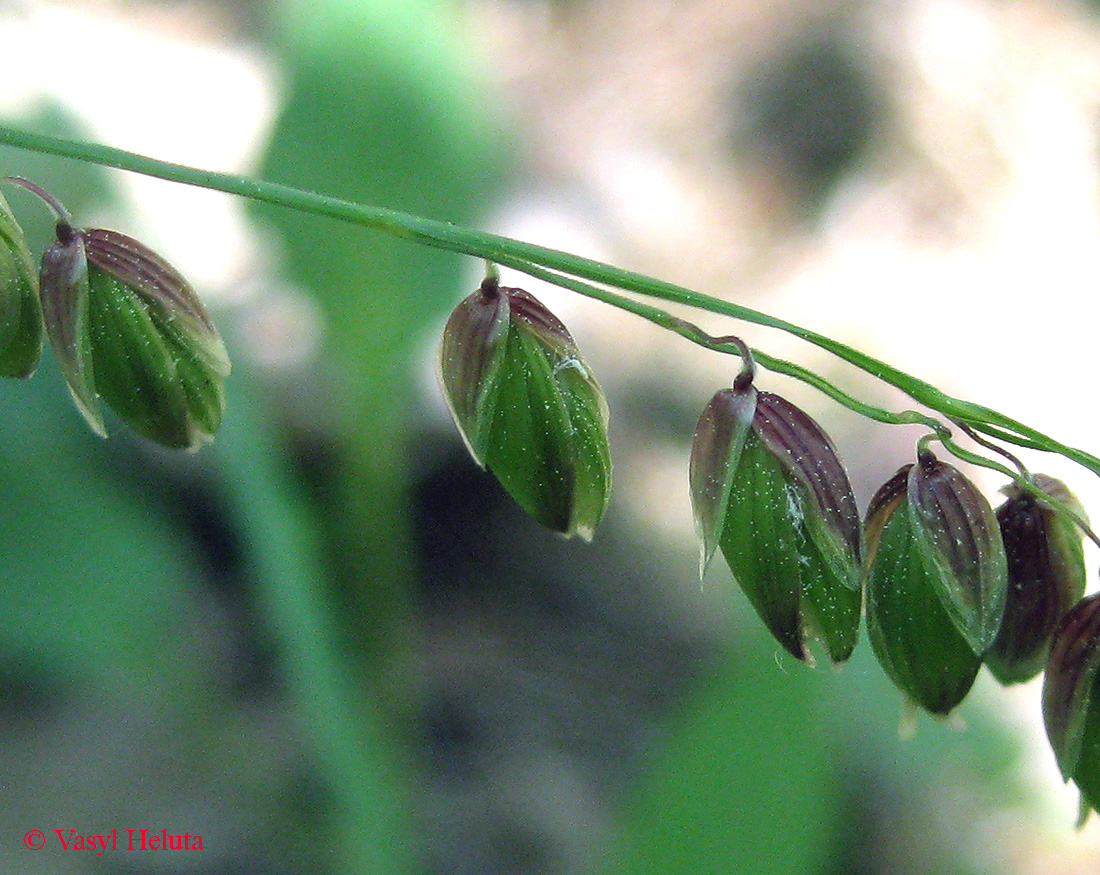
left=1, top=1, right=1099, bottom=874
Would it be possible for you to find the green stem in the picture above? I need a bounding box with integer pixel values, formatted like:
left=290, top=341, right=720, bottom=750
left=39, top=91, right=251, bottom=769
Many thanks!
left=0, top=175, right=73, bottom=223
left=217, top=384, right=410, bottom=874
left=500, top=256, right=949, bottom=435
left=930, top=431, right=1100, bottom=551
left=2, top=124, right=1096, bottom=478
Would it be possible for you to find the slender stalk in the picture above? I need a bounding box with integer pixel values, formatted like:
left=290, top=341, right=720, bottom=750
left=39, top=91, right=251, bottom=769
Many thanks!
left=1, top=175, right=73, bottom=223
left=2, top=124, right=1097, bottom=479
left=722, top=335, right=757, bottom=390
left=214, top=388, right=410, bottom=875
left=957, top=421, right=1029, bottom=478
left=497, top=255, right=950, bottom=434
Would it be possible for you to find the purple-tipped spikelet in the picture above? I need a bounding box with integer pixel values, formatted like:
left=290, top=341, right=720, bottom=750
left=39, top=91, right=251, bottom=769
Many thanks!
left=864, top=451, right=1007, bottom=714
left=439, top=278, right=611, bottom=540
left=689, top=381, right=862, bottom=664
left=40, top=224, right=230, bottom=450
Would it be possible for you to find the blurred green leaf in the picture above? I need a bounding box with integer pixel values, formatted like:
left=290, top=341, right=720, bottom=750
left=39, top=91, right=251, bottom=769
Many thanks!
left=255, top=0, right=509, bottom=659
left=0, top=360, right=213, bottom=698
left=602, top=626, right=842, bottom=875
